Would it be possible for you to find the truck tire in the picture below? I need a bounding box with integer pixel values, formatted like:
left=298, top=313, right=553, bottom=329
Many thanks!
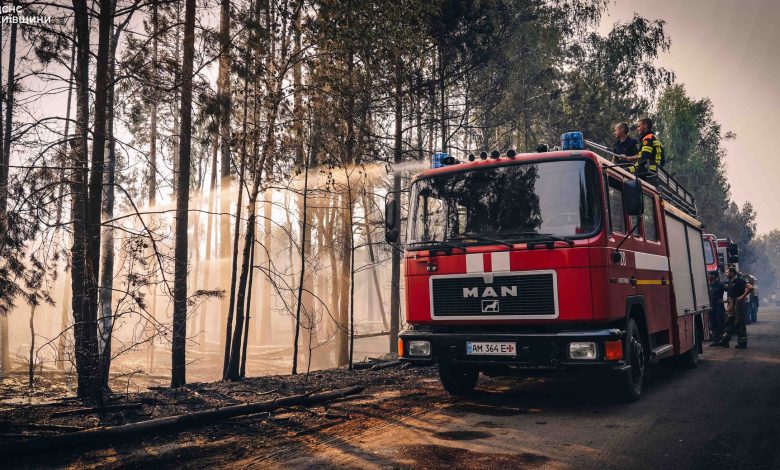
left=615, top=319, right=645, bottom=402
left=439, top=363, right=479, bottom=396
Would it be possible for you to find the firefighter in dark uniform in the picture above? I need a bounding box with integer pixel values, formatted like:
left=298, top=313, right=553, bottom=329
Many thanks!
left=708, top=271, right=726, bottom=340
left=612, top=122, right=639, bottom=160
left=711, top=267, right=752, bottom=348
left=620, top=118, right=664, bottom=180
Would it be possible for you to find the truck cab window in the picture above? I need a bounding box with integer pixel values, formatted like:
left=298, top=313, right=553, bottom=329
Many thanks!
left=407, top=160, right=602, bottom=246
left=643, top=195, right=658, bottom=241
left=607, top=177, right=626, bottom=234
left=630, top=215, right=642, bottom=238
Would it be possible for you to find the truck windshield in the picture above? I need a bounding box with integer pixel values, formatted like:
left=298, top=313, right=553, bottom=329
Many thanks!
left=408, top=159, right=601, bottom=247
left=703, top=239, right=715, bottom=265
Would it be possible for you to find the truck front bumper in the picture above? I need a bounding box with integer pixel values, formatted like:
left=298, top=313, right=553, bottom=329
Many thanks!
left=399, top=327, right=629, bottom=371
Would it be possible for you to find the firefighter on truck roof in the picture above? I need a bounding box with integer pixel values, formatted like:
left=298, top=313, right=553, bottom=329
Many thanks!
left=612, top=122, right=640, bottom=161
left=619, top=118, right=664, bottom=179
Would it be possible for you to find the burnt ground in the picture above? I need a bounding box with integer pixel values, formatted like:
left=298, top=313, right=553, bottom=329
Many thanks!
left=3, top=306, right=780, bottom=469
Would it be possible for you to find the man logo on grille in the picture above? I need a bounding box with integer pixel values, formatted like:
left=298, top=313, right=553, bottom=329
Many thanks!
left=481, top=300, right=499, bottom=313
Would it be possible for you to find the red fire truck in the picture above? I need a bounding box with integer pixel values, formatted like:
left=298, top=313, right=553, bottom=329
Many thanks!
left=716, top=237, right=739, bottom=274
left=386, top=142, right=711, bottom=401
left=702, top=234, right=719, bottom=274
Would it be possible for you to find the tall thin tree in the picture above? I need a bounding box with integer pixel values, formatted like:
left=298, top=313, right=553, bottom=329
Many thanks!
left=172, top=0, right=197, bottom=388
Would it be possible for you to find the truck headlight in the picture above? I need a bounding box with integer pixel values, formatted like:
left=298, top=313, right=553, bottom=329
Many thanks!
left=408, top=340, right=431, bottom=356
left=569, top=342, right=597, bottom=360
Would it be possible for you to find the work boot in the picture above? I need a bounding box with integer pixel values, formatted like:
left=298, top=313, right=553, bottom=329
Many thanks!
left=735, top=343, right=748, bottom=349
left=709, top=339, right=730, bottom=348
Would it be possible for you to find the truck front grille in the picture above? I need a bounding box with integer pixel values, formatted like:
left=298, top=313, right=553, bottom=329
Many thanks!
left=431, top=272, right=557, bottom=318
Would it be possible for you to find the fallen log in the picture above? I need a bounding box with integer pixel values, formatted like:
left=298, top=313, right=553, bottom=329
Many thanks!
left=1, top=423, right=83, bottom=432
left=50, top=403, right=143, bottom=418
left=370, top=360, right=402, bottom=371
left=0, top=385, right=364, bottom=456
left=352, top=361, right=379, bottom=370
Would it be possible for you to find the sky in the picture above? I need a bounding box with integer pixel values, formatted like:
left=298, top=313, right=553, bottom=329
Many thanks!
left=599, top=0, right=780, bottom=234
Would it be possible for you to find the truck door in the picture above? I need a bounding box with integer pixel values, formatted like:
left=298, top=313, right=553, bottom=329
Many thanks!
left=605, top=175, right=638, bottom=316
left=635, top=193, right=671, bottom=334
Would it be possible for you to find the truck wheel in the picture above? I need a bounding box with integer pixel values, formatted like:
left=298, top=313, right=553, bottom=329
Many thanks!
left=439, top=363, right=479, bottom=396
left=615, top=319, right=645, bottom=402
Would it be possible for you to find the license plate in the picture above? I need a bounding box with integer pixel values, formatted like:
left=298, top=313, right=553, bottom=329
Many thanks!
left=466, top=341, right=516, bottom=356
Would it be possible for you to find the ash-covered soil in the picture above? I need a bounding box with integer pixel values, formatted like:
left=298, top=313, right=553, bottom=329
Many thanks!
left=0, top=363, right=440, bottom=468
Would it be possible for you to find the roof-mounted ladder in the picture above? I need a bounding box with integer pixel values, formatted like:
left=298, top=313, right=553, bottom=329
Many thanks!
left=584, top=140, right=698, bottom=218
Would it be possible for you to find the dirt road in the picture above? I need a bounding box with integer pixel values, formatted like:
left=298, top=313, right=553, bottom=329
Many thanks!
left=7, top=307, right=780, bottom=469
left=248, top=306, right=780, bottom=470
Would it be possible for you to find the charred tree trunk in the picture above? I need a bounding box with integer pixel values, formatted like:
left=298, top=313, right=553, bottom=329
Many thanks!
left=217, top=0, right=233, bottom=355
left=56, top=31, right=77, bottom=371
left=259, top=191, right=273, bottom=344
left=99, top=9, right=120, bottom=391
left=239, top=221, right=255, bottom=378
left=0, top=8, right=17, bottom=375
left=69, top=0, right=111, bottom=400
left=291, top=153, right=309, bottom=375
left=222, top=84, right=249, bottom=379
left=28, top=305, right=35, bottom=387
left=438, top=46, right=447, bottom=153
left=389, top=58, right=403, bottom=354
left=226, top=191, right=256, bottom=380
left=172, top=0, right=197, bottom=388
left=148, top=2, right=159, bottom=207
left=225, top=63, right=253, bottom=380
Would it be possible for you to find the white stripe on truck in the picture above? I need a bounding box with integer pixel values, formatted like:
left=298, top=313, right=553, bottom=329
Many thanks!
left=466, top=253, right=484, bottom=273
left=491, top=252, right=510, bottom=272
left=634, top=252, right=670, bottom=272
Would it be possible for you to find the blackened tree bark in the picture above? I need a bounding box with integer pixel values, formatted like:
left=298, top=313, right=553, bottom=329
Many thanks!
left=99, top=10, right=120, bottom=389
left=69, top=0, right=92, bottom=396
left=438, top=46, right=447, bottom=154
left=239, top=232, right=255, bottom=378
left=223, top=66, right=250, bottom=380
left=0, top=6, right=15, bottom=212
left=291, top=152, right=309, bottom=375
left=217, top=0, right=233, bottom=354
left=148, top=2, right=159, bottom=207
left=70, top=0, right=113, bottom=400
left=172, top=0, right=197, bottom=388
left=0, top=8, right=17, bottom=375
left=57, top=36, right=77, bottom=371
left=389, top=58, right=403, bottom=355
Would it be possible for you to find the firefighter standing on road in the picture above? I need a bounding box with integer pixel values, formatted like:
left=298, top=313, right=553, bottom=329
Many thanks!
left=620, top=118, right=664, bottom=179
left=711, top=267, right=752, bottom=349
left=708, top=271, right=726, bottom=340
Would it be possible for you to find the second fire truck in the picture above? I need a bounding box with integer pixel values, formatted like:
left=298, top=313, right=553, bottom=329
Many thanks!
left=387, top=134, right=711, bottom=401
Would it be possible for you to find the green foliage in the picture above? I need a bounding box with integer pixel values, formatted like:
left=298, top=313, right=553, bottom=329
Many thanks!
left=653, top=84, right=765, bottom=273
left=654, top=84, right=733, bottom=231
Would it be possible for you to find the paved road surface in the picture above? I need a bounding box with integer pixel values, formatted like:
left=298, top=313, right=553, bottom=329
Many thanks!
left=260, top=306, right=780, bottom=469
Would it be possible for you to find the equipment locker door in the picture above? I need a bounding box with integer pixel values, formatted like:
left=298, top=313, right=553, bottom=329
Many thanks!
left=665, top=215, right=695, bottom=315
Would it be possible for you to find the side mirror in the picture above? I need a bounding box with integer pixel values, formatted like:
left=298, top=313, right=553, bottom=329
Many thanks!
left=385, top=198, right=399, bottom=243
left=623, top=179, right=644, bottom=216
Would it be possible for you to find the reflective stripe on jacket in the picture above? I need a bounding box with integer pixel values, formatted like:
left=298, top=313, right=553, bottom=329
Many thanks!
left=629, top=133, right=663, bottom=174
